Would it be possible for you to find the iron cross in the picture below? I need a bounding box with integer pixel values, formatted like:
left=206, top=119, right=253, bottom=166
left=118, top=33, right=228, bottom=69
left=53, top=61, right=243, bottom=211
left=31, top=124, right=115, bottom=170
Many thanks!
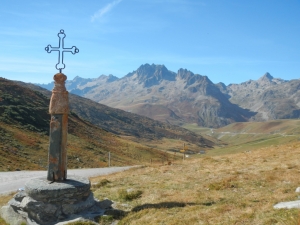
left=45, top=29, right=79, bottom=73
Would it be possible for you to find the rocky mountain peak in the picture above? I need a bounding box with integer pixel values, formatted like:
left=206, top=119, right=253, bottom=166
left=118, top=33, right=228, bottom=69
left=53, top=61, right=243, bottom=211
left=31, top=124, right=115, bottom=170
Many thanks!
left=177, top=68, right=194, bottom=80
left=106, top=74, right=119, bottom=83
left=136, top=63, right=159, bottom=74
left=259, top=72, right=274, bottom=81
left=137, top=64, right=172, bottom=77
left=66, top=76, right=93, bottom=90
left=176, top=68, right=212, bottom=87
left=215, top=82, right=228, bottom=92
left=130, top=63, right=176, bottom=87
left=257, top=72, right=278, bottom=87
left=95, top=74, right=118, bottom=83
left=73, top=76, right=84, bottom=81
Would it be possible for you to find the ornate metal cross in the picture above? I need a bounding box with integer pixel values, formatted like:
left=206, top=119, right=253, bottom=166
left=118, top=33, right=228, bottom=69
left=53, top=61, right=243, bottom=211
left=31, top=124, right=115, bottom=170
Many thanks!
left=45, top=29, right=79, bottom=73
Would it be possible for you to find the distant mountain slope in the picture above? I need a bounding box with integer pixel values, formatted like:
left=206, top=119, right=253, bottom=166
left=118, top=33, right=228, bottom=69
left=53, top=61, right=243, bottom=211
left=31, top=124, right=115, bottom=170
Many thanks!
left=38, top=74, right=119, bottom=96
left=37, top=64, right=300, bottom=128
left=41, top=64, right=254, bottom=128
left=2, top=77, right=186, bottom=171
left=219, top=73, right=300, bottom=121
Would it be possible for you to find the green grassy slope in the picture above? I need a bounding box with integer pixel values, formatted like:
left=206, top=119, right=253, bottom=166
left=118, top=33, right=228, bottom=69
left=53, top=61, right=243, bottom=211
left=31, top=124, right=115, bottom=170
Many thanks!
left=182, top=120, right=300, bottom=156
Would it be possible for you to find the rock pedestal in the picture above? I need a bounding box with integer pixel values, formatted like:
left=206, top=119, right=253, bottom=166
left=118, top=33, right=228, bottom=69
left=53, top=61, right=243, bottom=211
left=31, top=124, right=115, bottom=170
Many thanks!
left=0, top=176, right=112, bottom=225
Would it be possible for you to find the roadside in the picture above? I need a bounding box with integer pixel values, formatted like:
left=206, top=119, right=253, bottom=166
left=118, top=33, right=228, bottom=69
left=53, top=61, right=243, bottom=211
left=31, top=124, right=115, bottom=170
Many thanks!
left=0, top=166, right=136, bottom=195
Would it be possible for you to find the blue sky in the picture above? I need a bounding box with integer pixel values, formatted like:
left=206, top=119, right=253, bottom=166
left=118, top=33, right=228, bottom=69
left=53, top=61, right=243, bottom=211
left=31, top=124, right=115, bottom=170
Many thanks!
left=0, top=0, right=299, bottom=84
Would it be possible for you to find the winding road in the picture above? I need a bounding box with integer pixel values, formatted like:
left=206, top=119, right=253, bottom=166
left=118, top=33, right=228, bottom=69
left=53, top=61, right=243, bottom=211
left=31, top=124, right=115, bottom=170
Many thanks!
left=0, top=166, right=135, bottom=195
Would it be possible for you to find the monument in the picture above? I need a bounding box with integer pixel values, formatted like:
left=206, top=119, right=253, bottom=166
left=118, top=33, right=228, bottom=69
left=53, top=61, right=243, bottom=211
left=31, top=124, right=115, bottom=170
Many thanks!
left=45, top=29, right=78, bottom=181
left=0, top=29, right=113, bottom=225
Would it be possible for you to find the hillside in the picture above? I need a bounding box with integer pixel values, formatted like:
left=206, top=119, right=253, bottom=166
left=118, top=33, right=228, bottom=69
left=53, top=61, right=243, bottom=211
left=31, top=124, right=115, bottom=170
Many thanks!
left=89, top=141, right=300, bottom=224
left=218, top=73, right=300, bottom=121
left=18, top=80, right=213, bottom=147
left=0, top=77, right=216, bottom=171
left=205, top=119, right=300, bottom=156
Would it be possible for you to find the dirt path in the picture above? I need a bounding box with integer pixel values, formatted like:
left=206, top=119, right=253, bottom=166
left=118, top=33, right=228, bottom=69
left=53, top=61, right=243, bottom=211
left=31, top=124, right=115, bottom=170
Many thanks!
left=0, top=166, right=135, bottom=195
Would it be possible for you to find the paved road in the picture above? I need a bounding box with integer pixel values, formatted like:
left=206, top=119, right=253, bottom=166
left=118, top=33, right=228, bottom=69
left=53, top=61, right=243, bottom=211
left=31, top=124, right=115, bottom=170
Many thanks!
left=0, top=166, right=135, bottom=195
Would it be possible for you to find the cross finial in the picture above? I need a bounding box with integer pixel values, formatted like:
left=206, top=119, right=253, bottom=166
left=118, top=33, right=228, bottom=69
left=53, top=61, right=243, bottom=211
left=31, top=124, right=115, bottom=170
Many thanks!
left=45, top=29, right=79, bottom=73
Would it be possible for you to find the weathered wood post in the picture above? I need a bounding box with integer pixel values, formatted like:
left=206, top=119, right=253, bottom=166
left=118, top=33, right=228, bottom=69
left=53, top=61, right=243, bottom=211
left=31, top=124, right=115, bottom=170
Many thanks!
left=47, top=73, right=69, bottom=181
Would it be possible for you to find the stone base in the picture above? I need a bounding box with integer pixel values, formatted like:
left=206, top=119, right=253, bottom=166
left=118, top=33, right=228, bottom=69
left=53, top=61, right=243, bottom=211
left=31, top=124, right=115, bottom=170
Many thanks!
left=0, top=176, right=113, bottom=225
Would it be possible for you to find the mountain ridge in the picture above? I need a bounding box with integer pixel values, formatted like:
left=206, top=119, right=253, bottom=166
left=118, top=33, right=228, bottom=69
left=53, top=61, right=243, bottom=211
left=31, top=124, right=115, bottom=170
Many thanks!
left=37, top=63, right=300, bottom=128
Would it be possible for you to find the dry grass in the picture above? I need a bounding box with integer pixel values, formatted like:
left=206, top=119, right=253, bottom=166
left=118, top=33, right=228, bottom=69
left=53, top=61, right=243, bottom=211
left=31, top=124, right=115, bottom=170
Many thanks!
left=0, top=193, right=15, bottom=208
left=90, top=141, right=300, bottom=225
left=0, top=193, right=16, bottom=225
left=2, top=141, right=300, bottom=224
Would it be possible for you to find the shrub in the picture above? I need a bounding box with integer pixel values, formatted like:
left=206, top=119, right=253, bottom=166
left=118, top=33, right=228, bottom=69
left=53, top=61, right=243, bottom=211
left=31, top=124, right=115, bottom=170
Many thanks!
left=208, top=177, right=238, bottom=190
left=98, top=215, right=114, bottom=225
left=118, top=189, right=143, bottom=201
left=93, top=179, right=111, bottom=188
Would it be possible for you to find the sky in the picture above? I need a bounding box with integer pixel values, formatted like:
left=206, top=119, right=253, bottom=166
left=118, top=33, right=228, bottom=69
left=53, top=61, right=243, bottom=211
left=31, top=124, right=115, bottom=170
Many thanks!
left=0, top=0, right=299, bottom=85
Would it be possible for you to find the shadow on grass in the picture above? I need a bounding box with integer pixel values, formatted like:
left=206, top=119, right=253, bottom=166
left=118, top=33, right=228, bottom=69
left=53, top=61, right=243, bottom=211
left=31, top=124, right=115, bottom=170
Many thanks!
left=102, top=201, right=215, bottom=222
left=132, top=202, right=197, bottom=212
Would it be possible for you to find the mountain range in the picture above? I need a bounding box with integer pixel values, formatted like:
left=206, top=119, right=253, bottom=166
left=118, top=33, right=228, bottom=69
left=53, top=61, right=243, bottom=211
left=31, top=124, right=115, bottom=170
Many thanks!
left=38, top=63, right=300, bottom=128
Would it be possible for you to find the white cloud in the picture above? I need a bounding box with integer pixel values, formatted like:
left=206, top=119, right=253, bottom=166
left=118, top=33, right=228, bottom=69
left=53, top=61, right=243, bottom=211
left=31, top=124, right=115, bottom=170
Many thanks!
left=91, top=0, right=122, bottom=22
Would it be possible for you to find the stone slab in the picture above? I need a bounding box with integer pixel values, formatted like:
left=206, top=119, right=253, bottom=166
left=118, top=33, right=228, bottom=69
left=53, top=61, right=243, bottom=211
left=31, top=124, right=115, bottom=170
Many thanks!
left=274, top=200, right=300, bottom=209
left=25, top=175, right=90, bottom=203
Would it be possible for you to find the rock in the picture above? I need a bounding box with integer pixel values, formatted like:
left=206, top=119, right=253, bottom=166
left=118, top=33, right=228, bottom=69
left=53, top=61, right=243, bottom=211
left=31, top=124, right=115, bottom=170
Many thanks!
left=14, top=191, right=27, bottom=202
left=25, top=176, right=91, bottom=203
left=0, top=175, right=110, bottom=225
left=8, top=198, right=22, bottom=210
left=274, top=200, right=300, bottom=209
left=0, top=205, right=27, bottom=225
left=62, top=192, right=95, bottom=215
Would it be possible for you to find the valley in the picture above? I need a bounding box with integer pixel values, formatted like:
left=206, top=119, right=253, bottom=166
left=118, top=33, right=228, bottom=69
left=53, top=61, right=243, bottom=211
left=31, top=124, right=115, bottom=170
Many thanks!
left=182, top=119, right=300, bottom=156
left=2, top=75, right=300, bottom=171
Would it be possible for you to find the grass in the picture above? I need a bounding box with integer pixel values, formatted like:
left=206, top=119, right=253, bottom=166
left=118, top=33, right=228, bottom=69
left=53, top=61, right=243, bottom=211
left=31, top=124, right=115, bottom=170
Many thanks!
left=2, top=141, right=300, bottom=224
left=88, top=141, right=300, bottom=225
left=181, top=120, right=300, bottom=157
left=207, top=134, right=298, bottom=156
left=2, top=120, right=300, bottom=224
left=181, top=123, right=212, bottom=134
left=0, top=119, right=183, bottom=171
left=118, top=189, right=143, bottom=201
